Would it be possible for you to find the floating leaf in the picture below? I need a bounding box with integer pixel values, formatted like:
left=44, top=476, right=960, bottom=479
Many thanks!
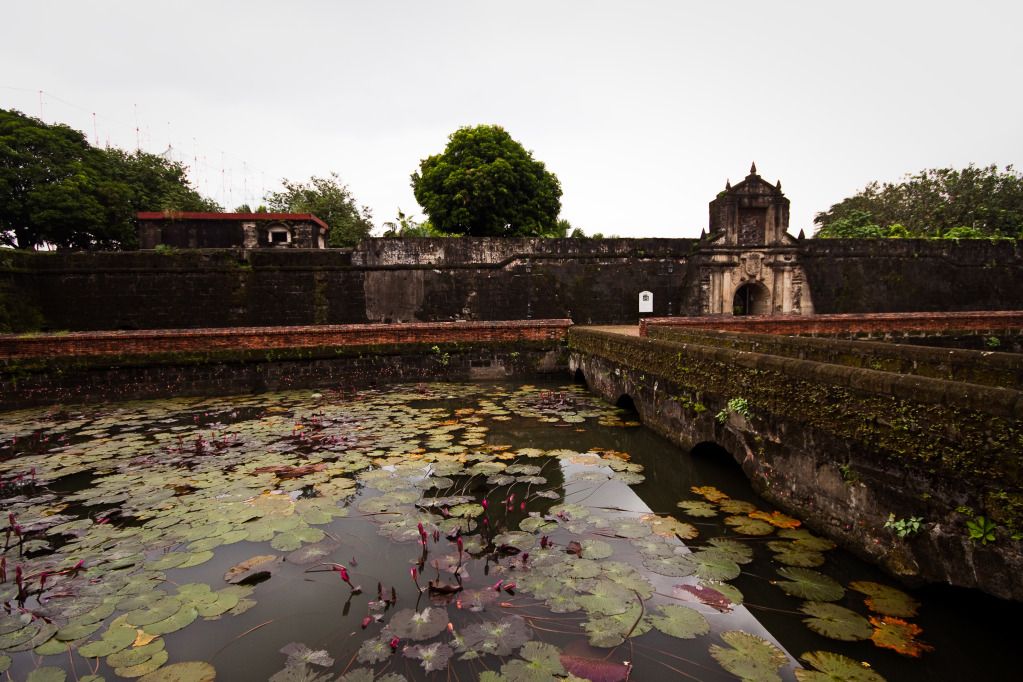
left=708, top=538, right=754, bottom=564
left=794, top=651, right=886, bottom=682
left=115, top=648, right=170, bottom=678
left=225, top=555, right=280, bottom=584
left=643, top=555, right=696, bottom=578
left=677, top=500, right=717, bottom=517
left=583, top=602, right=651, bottom=648
left=800, top=602, right=873, bottom=641
left=459, top=616, right=530, bottom=656
left=869, top=616, right=933, bottom=657
left=725, top=515, right=775, bottom=536
left=26, top=668, right=66, bottom=682
left=107, top=639, right=166, bottom=669
left=673, top=584, right=734, bottom=612
left=581, top=539, right=614, bottom=559
left=139, top=661, right=218, bottom=682
left=281, top=642, right=334, bottom=667
left=404, top=642, right=453, bottom=673
left=749, top=510, right=801, bottom=529
left=144, top=605, right=199, bottom=635
left=709, top=631, right=788, bottom=682
left=774, top=567, right=845, bottom=602
left=691, top=486, right=729, bottom=503
left=779, top=529, right=837, bottom=552
left=649, top=604, right=710, bottom=639
left=387, top=608, right=448, bottom=641
left=356, top=636, right=393, bottom=664
left=719, top=499, right=757, bottom=514
left=689, top=550, right=741, bottom=581
left=286, top=540, right=341, bottom=566
left=768, top=541, right=826, bottom=567
left=642, top=514, right=698, bottom=540
left=850, top=581, right=920, bottom=618
left=500, top=641, right=566, bottom=681
left=560, top=655, right=631, bottom=682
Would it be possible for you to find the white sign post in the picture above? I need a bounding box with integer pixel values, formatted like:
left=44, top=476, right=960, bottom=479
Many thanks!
left=638, top=291, right=653, bottom=314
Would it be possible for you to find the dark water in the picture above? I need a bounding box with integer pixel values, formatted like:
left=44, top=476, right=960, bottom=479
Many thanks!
left=0, top=381, right=1019, bottom=681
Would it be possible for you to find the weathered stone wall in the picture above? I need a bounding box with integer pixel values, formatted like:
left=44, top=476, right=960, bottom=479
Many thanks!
left=0, top=320, right=570, bottom=409
left=568, top=328, right=1023, bottom=600
left=800, top=239, right=1023, bottom=313
left=2, top=238, right=1022, bottom=332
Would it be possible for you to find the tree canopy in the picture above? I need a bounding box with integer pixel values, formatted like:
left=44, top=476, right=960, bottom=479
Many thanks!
left=0, top=109, right=218, bottom=250
left=411, top=125, right=562, bottom=237
left=814, top=164, right=1023, bottom=239
left=264, top=173, right=373, bottom=247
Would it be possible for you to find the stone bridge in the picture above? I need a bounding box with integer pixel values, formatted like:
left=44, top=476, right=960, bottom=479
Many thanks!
left=568, top=312, right=1023, bottom=600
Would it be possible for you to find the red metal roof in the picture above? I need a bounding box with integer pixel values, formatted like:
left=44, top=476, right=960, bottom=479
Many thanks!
left=137, top=211, right=329, bottom=232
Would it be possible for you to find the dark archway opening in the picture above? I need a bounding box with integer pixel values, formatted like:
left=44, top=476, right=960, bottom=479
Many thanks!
left=573, top=368, right=586, bottom=385
left=615, top=394, right=637, bottom=414
left=689, top=441, right=742, bottom=473
left=732, top=282, right=770, bottom=316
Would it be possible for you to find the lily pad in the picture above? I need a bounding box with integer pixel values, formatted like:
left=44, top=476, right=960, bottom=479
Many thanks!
left=224, top=555, right=280, bottom=584
left=709, top=631, right=788, bottom=682
left=281, top=642, right=334, bottom=667
left=459, top=616, right=530, bottom=656
left=768, top=541, right=826, bottom=568
left=673, top=583, right=735, bottom=612
left=139, top=661, right=218, bottom=682
left=725, top=515, right=775, bottom=536
left=649, top=604, right=710, bottom=639
left=794, top=651, right=886, bottom=682
left=387, top=608, right=448, bottom=641
left=800, top=602, right=873, bottom=641
left=115, top=648, right=170, bottom=678
left=849, top=581, right=920, bottom=618
left=869, top=616, right=933, bottom=657
left=404, top=642, right=453, bottom=673
left=499, top=641, right=566, bottom=681
left=27, top=668, right=67, bottom=682
left=774, top=567, right=845, bottom=602
left=677, top=500, right=718, bottom=517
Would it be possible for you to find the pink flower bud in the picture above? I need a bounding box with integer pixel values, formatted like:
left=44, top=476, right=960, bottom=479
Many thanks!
left=361, top=616, right=372, bottom=629
left=389, top=636, right=400, bottom=651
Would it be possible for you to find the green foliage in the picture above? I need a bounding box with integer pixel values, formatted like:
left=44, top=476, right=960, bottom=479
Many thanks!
left=0, top=109, right=217, bottom=250
left=381, top=209, right=446, bottom=237
left=884, top=513, right=924, bottom=538
left=985, top=336, right=1002, bottom=349
left=264, top=172, right=372, bottom=248
left=411, top=125, right=562, bottom=237
left=716, top=397, right=753, bottom=424
left=814, top=164, right=1023, bottom=239
left=966, top=515, right=997, bottom=544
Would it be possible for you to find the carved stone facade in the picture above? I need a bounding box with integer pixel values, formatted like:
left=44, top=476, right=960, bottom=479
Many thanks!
left=696, top=164, right=813, bottom=316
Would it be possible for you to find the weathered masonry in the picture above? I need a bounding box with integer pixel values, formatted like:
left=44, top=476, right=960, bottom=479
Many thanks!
left=0, top=320, right=571, bottom=409
left=3, top=166, right=1022, bottom=333
left=568, top=313, right=1023, bottom=600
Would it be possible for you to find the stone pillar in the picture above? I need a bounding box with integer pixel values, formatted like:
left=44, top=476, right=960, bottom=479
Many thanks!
left=783, top=268, right=793, bottom=314
left=242, top=222, right=258, bottom=249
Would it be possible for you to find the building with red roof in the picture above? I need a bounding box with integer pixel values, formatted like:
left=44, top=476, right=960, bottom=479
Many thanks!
left=137, top=212, right=330, bottom=249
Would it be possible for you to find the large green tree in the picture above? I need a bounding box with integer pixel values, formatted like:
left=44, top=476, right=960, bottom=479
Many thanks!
left=264, top=173, right=373, bottom=247
left=814, top=164, right=1023, bottom=239
left=411, top=125, right=562, bottom=237
left=0, top=109, right=218, bottom=250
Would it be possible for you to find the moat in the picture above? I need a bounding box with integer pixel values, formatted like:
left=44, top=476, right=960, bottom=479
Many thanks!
left=1, top=380, right=1020, bottom=681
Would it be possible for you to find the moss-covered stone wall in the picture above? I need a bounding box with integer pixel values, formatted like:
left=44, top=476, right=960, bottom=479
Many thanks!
left=568, top=328, right=1023, bottom=600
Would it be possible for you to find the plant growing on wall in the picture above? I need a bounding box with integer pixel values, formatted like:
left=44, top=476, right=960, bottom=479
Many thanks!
left=884, top=514, right=924, bottom=539
left=966, top=516, right=997, bottom=545
left=716, top=398, right=752, bottom=424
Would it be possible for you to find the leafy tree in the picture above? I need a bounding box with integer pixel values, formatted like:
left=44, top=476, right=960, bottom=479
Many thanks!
left=264, top=173, right=373, bottom=247
left=381, top=209, right=446, bottom=237
left=0, top=109, right=218, bottom=250
left=814, top=164, right=1023, bottom=238
left=411, top=125, right=562, bottom=237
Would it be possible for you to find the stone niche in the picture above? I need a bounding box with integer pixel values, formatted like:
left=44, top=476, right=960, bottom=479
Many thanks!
left=697, top=164, right=813, bottom=316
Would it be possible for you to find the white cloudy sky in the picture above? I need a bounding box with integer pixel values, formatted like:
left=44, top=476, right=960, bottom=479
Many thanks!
left=3, top=1, right=1021, bottom=238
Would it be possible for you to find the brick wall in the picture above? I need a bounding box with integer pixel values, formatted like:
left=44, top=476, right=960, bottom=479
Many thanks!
left=0, top=320, right=572, bottom=360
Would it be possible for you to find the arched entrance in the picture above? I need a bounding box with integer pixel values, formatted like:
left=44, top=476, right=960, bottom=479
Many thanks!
left=732, top=282, right=770, bottom=316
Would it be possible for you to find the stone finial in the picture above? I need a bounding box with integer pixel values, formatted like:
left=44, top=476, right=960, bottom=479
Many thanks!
left=776, top=180, right=782, bottom=190
left=700, top=228, right=707, bottom=239
left=797, top=228, right=805, bottom=240
left=750, top=161, right=758, bottom=175
left=725, top=179, right=731, bottom=190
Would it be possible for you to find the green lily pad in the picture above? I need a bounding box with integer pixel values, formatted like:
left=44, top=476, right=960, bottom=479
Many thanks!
left=577, top=580, right=635, bottom=616
left=27, top=667, right=67, bottom=682
left=849, top=581, right=920, bottom=618
left=795, top=651, right=887, bottom=682
left=78, top=625, right=138, bottom=657
left=774, top=567, right=845, bottom=602
left=724, top=515, right=775, bottom=536
left=126, top=598, right=183, bottom=627
left=709, top=630, right=788, bottom=682
left=708, top=538, right=754, bottom=564
left=459, top=616, right=530, bottom=656
left=643, top=555, right=696, bottom=577
left=107, top=639, right=166, bottom=668
left=499, top=641, right=566, bottom=681
left=768, top=541, right=826, bottom=567
left=677, top=500, right=718, bottom=517
left=583, top=602, right=651, bottom=648
left=649, top=604, right=710, bottom=639
left=144, top=604, right=199, bottom=635
left=387, top=608, right=448, bottom=640
left=689, top=550, right=741, bottom=581
left=404, top=642, right=453, bottom=673
left=115, top=648, right=170, bottom=678
left=800, top=602, right=873, bottom=641
left=139, top=661, right=217, bottom=681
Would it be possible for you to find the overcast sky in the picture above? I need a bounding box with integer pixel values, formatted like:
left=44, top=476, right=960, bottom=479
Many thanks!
left=3, top=1, right=1021, bottom=238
